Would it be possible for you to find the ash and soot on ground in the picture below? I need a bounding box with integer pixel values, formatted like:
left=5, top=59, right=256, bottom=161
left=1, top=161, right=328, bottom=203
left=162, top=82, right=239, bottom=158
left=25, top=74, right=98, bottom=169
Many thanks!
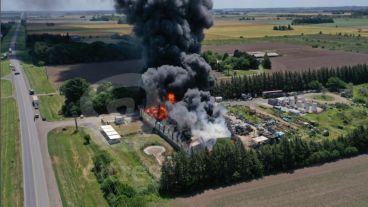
left=114, top=0, right=231, bottom=141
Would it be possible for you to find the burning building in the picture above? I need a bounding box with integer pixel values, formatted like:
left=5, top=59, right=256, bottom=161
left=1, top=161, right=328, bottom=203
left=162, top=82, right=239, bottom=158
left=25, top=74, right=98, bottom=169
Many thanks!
left=115, top=0, right=231, bottom=151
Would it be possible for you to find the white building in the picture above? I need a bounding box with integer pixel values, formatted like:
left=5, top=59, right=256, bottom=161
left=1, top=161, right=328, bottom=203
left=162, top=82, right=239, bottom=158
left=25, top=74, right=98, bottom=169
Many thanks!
left=100, top=125, right=121, bottom=144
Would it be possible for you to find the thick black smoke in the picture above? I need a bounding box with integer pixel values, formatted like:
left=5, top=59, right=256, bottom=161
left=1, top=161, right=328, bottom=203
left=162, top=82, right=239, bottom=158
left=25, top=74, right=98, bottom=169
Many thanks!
left=115, top=0, right=214, bottom=67
left=115, top=0, right=215, bottom=100
left=115, top=0, right=231, bottom=140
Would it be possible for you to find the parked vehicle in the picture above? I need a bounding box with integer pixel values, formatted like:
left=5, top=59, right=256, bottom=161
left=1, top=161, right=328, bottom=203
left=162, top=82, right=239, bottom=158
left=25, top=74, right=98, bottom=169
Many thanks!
left=32, top=96, right=39, bottom=109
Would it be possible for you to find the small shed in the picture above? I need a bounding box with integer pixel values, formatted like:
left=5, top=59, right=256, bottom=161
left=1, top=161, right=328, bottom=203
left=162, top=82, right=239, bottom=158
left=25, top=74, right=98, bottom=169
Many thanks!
left=100, top=125, right=121, bottom=144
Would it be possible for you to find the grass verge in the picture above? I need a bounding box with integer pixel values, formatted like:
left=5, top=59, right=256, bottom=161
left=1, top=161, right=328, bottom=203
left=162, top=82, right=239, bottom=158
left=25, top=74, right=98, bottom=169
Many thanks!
left=39, top=95, right=64, bottom=121
left=0, top=98, right=23, bottom=207
left=1, top=60, right=11, bottom=78
left=22, top=63, right=56, bottom=94
left=1, top=80, right=13, bottom=98
left=48, top=128, right=109, bottom=207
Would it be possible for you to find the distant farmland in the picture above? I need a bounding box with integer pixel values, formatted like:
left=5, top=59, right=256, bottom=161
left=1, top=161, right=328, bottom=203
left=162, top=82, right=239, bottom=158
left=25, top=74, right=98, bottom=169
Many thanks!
left=173, top=155, right=368, bottom=207
left=26, top=18, right=368, bottom=40
left=204, top=43, right=368, bottom=71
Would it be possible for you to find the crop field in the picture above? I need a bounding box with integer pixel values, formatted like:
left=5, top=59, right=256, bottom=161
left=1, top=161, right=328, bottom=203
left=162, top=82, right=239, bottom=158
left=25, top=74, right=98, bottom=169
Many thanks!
left=173, top=154, right=368, bottom=207
left=204, top=42, right=368, bottom=72
left=204, top=20, right=367, bottom=40
left=0, top=98, right=23, bottom=207
left=27, top=16, right=368, bottom=43
left=27, top=21, right=132, bottom=37
left=39, top=95, right=65, bottom=121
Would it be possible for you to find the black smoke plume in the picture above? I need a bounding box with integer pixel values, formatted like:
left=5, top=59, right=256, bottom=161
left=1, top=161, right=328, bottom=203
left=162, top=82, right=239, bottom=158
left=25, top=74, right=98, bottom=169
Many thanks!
left=115, top=0, right=230, bottom=141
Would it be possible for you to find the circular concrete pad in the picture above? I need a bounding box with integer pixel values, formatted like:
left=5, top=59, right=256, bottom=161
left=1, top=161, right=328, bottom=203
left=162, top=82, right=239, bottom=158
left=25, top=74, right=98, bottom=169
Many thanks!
left=144, top=146, right=166, bottom=165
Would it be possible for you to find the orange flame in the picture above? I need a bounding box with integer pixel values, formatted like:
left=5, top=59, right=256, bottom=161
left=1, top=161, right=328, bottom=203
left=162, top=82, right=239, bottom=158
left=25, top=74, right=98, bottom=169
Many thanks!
left=167, top=93, right=176, bottom=104
left=145, top=104, right=168, bottom=121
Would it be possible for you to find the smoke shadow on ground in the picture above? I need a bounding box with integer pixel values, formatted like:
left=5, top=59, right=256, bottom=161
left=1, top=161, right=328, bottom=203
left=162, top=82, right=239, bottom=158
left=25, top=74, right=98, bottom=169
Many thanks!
left=46, top=59, right=145, bottom=85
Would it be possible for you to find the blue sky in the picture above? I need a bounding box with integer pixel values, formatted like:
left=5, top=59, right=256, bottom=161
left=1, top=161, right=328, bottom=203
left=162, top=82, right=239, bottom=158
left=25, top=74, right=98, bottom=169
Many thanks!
left=2, top=0, right=368, bottom=11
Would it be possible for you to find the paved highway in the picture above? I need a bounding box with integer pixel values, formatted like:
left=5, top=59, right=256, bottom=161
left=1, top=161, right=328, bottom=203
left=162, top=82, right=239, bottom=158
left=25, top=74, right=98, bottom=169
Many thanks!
left=10, top=23, right=50, bottom=207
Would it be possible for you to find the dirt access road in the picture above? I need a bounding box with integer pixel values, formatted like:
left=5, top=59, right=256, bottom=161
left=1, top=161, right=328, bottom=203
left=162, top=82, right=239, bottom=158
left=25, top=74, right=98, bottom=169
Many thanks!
left=173, top=154, right=368, bottom=207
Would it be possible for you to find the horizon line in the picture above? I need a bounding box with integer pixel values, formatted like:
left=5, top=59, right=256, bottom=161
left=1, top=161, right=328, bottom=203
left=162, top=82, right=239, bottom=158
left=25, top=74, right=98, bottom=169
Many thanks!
left=2, top=5, right=368, bottom=12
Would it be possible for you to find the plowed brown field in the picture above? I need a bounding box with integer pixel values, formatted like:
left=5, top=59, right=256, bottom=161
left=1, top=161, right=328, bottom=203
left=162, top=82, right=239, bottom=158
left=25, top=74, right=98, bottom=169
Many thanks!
left=204, top=43, right=368, bottom=72
left=173, top=155, right=368, bottom=207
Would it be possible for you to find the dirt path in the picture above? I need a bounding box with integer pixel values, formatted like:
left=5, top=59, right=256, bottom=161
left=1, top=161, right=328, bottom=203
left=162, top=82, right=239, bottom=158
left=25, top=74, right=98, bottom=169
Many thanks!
left=173, top=155, right=368, bottom=207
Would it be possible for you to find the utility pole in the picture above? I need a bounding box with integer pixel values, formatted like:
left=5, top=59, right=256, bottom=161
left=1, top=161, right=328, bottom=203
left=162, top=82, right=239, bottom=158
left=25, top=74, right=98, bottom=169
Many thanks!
left=73, top=113, right=79, bottom=132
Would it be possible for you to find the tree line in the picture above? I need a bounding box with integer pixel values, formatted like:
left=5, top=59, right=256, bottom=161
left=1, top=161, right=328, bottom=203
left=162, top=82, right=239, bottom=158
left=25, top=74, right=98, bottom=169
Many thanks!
left=202, top=49, right=260, bottom=72
left=1, top=22, right=15, bottom=40
left=26, top=33, right=142, bottom=65
left=60, top=78, right=145, bottom=117
left=292, top=16, right=334, bottom=25
left=273, top=25, right=293, bottom=31
left=212, top=64, right=368, bottom=99
left=160, top=126, right=368, bottom=195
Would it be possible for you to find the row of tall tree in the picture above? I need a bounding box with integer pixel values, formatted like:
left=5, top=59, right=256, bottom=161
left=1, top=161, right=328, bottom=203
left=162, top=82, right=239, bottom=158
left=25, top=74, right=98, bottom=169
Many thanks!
left=26, top=33, right=142, bottom=65
left=212, top=64, right=368, bottom=98
left=160, top=126, right=368, bottom=195
left=292, top=16, right=334, bottom=25
left=1, top=22, right=14, bottom=40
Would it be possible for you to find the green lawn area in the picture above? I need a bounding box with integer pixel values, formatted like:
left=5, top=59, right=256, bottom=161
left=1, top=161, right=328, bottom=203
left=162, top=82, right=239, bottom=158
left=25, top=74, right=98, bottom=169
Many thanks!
left=303, top=105, right=368, bottom=139
left=22, top=63, right=56, bottom=94
left=48, top=128, right=109, bottom=207
left=114, top=132, right=174, bottom=179
left=48, top=127, right=169, bottom=207
left=0, top=98, right=23, bottom=207
left=353, top=84, right=368, bottom=104
left=39, top=95, right=65, bottom=121
left=310, top=94, right=335, bottom=102
left=1, top=60, right=12, bottom=78
left=1, top=80, right=13, bottom=98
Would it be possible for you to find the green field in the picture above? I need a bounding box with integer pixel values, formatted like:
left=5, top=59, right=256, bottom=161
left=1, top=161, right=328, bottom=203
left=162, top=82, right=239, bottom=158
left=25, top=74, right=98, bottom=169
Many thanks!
left=303, top=105, right=368, bottom=139
left=48, top=128, right=109, bottom=207
left=0, top=98, right=23, bottom=207
left=48, top=127, right=169, bottom=207
left=39, top=95, right=65, bottom=121
left=353, top=84, right=368, bottom=104
left=1, top=60, right=12, bottom=78
left=22, top=63, right=56, bottom=94
left=1, top=80, right=13, bottom=98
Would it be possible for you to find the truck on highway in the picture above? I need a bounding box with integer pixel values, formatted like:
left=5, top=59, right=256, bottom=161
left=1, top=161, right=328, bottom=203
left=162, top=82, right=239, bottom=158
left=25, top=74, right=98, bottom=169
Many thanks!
left=32, top=95, right=39, bottom=109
